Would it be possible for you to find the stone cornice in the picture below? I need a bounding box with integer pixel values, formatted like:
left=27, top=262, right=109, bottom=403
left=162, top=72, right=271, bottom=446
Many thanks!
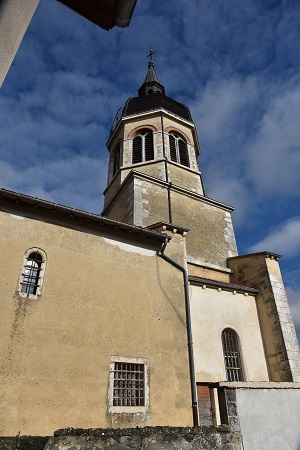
left=188, top=275, right=259, bottom=295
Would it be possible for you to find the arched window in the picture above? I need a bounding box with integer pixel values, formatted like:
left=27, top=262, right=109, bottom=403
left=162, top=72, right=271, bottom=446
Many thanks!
left=113, top=144, right=121, bottom=176
left=222, top=328, right=244, bottom=382
left=132, top=129, right=154, bottom=164
left=169, top=133, right=189, bottom=167
left=19, top=249, right=46, bottom=296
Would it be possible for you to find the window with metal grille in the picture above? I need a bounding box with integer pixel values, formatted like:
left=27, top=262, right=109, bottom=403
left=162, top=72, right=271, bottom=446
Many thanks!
left=21, top=251, right=43, bottom=295
left=113, top=144, right=121, bottom=176
left=168, top=133, right=189, bottom=167
left=113, top=362, right=145, bottom=407
left=222, top=329, right=244, bottom=382
left=132, top=129, right=154, bottom=164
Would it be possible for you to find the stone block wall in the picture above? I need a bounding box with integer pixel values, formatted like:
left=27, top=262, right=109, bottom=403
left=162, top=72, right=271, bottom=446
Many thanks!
left=0, top=427, right=243, bottom=450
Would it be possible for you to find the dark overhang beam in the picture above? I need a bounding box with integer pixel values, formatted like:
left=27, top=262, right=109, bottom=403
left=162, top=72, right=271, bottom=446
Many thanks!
left=56, top=0, right=138, bottom=30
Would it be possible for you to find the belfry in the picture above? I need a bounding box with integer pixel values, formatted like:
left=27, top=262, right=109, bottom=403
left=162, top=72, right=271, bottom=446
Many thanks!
left=103, top=54, right=238, bottom=270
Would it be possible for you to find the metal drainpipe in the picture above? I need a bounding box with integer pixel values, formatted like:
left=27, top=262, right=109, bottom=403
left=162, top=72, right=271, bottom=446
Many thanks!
left=160, top=113, right=172, bottom=224
left=158, top=237, right=199, bottom=426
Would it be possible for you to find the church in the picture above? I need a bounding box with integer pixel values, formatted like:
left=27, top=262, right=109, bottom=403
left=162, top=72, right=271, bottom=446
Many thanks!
left=1, top=55, right=300, bottom=449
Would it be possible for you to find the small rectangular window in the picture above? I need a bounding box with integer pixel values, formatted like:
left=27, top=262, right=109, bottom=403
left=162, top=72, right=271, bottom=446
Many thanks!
left=108, top=356, right=149, bottom=414
left=113, top=362, right=144, bottom=407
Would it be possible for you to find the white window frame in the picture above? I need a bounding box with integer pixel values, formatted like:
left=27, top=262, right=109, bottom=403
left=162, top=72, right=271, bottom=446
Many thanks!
left=18, top=247, right=47, bottom=299
left=108, top=356, right=149, bottom=414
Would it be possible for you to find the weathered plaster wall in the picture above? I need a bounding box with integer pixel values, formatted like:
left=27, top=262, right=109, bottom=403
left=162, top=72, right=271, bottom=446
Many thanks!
left=0, top=209, right=192, bottom=435
left=103, top=171, right=122, bottom=207
left=121, top=161, right=166, bottom=185
left=228, top=254, right=300, bottom=382
left=168, top=162, right=204, bottom=195
left=103, top=176, right=134, bottom=222
left=190, top=285, right=269, bottom=382
left=236, top=387, right=300, bottom=450
left=0, top=0, right=40, bottom=87
left=105, top=172, right=237, bottom=268
left=171, top=192, right=237, bottom=267
left=187, top=262, right=231, bottom=283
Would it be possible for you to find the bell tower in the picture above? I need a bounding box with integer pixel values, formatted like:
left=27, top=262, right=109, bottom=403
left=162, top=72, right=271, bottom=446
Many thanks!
left=102, top=55, right=238, bottom=270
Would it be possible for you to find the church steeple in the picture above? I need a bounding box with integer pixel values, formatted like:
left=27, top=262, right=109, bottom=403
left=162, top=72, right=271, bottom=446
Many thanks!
left=138, top=49, right=165, bottom=96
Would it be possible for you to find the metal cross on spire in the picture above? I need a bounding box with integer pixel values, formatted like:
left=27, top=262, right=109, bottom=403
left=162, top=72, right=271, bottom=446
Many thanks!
left=147, top=47, right=155, bottom=63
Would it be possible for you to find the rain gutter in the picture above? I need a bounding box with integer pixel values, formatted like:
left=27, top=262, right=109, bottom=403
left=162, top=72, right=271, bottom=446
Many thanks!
left=158, top=237, right=199, bottom=426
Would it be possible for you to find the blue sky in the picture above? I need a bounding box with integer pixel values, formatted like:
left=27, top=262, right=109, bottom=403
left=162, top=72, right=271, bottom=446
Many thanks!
left=0, top=0, right=300, bottom=340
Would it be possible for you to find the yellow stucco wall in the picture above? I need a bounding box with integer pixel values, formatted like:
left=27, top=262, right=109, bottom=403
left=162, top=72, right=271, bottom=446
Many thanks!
left=0, top=210, right=192, bottom=435
left=190, top=285, right=269, bottom=382
left=171, top=191, right=237, bottom=267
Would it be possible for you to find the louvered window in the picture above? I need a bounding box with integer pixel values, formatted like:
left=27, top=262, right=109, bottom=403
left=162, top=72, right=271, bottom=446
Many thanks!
left=113, top=144, right=121, bottom=176
left=222, top=329, right=244, bottom=382
left=168, top=133, right=189, bottom=167
left=132, top=129, right=154, bottom=164
left=169, top=135, right=177, bottom=162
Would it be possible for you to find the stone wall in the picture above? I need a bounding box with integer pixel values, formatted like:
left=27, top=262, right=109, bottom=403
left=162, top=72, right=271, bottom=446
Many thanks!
left=0, top=426, right=243, bottom=450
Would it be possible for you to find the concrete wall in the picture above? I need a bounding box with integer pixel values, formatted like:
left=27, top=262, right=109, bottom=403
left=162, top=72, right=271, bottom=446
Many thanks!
left=190, top=285, right=269, bottom=382
left=0, top=208, right=192, bottom=435
left=0, top=0, right=40, bottom=87
left=236, top=387, right=300, bottom=450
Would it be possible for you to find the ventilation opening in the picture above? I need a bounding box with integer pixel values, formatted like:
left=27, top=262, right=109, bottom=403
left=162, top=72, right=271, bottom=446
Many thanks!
left=145, top=132, right=154, bottom=161
left=178, top=139, right=189, bottom=167
left=169, top=135, right=177, bottom=162
left=132, top=136, right=143, bottom=164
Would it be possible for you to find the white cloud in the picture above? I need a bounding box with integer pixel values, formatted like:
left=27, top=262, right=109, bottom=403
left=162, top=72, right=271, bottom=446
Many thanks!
left=0, top=155, right=107, bottom=213
left=249, top=217, right=300, bottom=258
left=245, top=77, right=300, bottom=197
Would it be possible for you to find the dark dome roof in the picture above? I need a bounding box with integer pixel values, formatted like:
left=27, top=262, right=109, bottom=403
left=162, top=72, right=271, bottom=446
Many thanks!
left=122, top=93, right=193, bottom=122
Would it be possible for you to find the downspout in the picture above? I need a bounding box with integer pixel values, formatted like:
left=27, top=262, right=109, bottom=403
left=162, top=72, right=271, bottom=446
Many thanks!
left=160, top=112, right=172, bottom=223
left=158, top=237, right=199, bottom=426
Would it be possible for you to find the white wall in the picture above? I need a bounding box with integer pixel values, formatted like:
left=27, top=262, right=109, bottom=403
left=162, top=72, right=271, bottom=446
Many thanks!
left=236, top=388, right=300, bottom=450
left=190, top=285, right=269, bottom=382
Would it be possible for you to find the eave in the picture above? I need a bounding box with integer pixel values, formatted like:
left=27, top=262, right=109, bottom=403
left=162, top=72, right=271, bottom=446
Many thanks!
left=57, top=0, right=137, bottom=30
left=0, top=188, right=169, bottom=244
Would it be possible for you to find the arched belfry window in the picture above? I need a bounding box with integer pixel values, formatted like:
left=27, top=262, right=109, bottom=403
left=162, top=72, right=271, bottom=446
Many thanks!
left=169, top=133, right=189, bottom=167
left=222, top=328, right=244, bottom=382
left=19, top=249, right=46, bottom=297
left=132, top=129, right=154, bottom=164
left=113, top=143, right=121, bottom=176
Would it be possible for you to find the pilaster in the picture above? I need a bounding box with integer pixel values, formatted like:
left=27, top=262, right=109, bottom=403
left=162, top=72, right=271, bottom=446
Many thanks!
left=228, top=252, right=300, bottom=382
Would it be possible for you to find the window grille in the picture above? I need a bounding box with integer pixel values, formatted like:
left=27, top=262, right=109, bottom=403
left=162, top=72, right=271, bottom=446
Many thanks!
left=132, top=129, right=154, bottom=164
left=21, top=251, right=43, bottom=295
left=113, top=362, right=145, bottom=407
left=168, top=133, right=189, bottom=167
left=113, top=145, right=121, bottom=176
left=222, top=329, right=244, bottom=382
